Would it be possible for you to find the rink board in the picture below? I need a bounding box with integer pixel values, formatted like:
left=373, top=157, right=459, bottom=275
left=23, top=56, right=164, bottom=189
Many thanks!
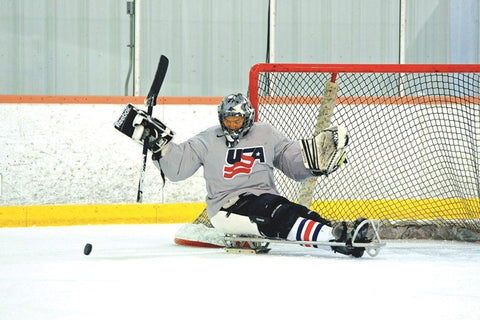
left=1, top=198, right=478, bottom=227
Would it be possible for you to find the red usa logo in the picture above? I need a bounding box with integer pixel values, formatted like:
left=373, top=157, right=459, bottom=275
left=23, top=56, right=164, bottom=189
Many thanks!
left=223, top=147, right=265, bottom=179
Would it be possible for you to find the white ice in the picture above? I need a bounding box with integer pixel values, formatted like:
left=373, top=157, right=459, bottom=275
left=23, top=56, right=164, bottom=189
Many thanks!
left=1, top=224, right=479, bottom=320
left=1, top=103, right=480, bottom=319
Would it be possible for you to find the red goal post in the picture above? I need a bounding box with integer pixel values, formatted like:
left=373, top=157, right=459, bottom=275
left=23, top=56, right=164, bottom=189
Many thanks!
left=248, top=63, right=480, bottom=240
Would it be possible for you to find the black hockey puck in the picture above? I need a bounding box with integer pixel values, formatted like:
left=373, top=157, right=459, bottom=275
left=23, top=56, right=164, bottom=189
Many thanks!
left=84, top=243, right=93, bottom=255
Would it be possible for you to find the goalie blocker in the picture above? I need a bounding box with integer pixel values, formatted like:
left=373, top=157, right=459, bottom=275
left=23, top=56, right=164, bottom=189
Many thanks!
left=300, top=125, right=348, bottom=176
left=114, top=104, right=175, bottom=159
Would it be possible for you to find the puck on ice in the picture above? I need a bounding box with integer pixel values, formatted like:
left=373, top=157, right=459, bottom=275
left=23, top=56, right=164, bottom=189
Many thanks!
left=84, top=243, right=93, bottom=255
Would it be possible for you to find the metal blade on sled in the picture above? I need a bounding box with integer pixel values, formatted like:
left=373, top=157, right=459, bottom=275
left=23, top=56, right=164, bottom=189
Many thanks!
left=224, top=219, right=386, bottom=257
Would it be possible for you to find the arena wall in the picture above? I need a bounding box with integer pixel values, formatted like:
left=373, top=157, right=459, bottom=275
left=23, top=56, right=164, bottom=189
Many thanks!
left=0, top=96, right=219, bottom=226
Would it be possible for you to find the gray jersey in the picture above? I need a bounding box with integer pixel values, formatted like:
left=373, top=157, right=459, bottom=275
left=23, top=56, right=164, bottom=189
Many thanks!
left=157, top=122, right=313, bottom=218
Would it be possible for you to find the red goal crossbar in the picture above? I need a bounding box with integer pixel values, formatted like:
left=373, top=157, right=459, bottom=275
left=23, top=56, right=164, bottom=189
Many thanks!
left=248, top=63, right=480, bottom=121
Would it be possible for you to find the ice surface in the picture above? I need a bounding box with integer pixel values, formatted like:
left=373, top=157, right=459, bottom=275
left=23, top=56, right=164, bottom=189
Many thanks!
left=0, top=224, right=479, bottom=320
left=1, top=103, right=480, bottom=319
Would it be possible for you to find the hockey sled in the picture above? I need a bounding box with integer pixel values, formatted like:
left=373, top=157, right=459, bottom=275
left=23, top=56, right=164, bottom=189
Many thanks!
left=223, top=219, right=386, bottom=257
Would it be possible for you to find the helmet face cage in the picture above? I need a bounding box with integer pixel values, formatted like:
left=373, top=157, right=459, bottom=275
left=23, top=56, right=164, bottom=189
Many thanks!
left=218, top=93, right=255, bottom=147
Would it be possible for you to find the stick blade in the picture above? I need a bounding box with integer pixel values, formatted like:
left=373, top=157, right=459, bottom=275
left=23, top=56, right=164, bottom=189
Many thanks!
left=174, top=237, right=224, bottom=248
left=145, top=55, right=169, bottom=107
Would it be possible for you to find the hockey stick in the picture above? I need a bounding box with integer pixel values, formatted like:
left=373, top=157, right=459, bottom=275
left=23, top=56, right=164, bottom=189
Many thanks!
left=137, top=55, right=169, bottom=203
left=297, top=73, right=339, bottom=208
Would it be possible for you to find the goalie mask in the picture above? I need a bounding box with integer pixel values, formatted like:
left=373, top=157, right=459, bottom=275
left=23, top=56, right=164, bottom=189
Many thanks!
left=218, top=93, right=255, bottom=147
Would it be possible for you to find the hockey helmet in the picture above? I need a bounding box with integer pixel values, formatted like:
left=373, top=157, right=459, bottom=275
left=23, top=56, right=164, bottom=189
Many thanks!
left=218, top=93, right=255, bottom=147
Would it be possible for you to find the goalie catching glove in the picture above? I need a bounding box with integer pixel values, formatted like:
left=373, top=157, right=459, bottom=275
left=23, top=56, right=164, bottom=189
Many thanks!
left=114, top=104, right=174, bottom=160
left=300, top=125, right=349, bottom=176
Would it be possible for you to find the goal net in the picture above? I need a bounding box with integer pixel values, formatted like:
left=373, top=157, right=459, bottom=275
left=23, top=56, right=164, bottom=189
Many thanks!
left=248, top=63, right=480, bottom=241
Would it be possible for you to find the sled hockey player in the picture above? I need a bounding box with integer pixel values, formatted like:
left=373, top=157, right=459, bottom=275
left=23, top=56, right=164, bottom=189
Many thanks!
left=116, top=93, right=372, bottom=257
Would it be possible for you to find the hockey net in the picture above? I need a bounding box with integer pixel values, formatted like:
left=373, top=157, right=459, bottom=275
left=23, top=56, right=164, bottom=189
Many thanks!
left=248, top=63, right=480, bottom=241
left=175, top=63, right=480, bottom=246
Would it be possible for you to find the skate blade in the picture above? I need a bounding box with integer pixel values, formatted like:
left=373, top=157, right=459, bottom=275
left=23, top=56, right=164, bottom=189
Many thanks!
left=224, top=224, right=386, bottom=258
left=351, top=219, right=386, bottom=257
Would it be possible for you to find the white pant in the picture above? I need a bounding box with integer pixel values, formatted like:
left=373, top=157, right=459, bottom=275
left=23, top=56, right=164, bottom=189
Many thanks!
left=210, top=211, right=262, bottom=236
